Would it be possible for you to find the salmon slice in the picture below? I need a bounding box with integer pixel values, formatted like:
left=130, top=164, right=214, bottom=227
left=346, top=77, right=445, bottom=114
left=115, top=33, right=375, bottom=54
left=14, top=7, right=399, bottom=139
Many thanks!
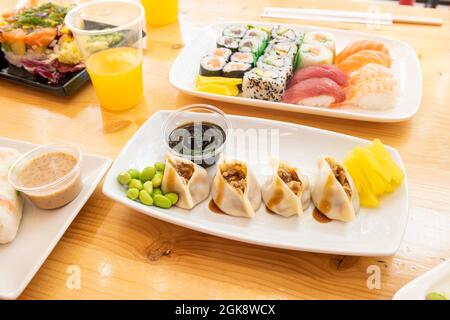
left=24, top=28, right=57, bottom=47
left=0, top=29, right=26, bottom=43
left=337, top=50, right=392, bottom=75
left=335, top=40, right=390, bottom=64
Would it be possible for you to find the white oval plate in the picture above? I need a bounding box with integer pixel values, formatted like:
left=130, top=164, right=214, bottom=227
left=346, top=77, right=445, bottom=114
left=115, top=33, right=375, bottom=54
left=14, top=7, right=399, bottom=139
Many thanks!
left=169, top=21, right=422, bottom=122
left=393, top=260, right=450, bottom=300
left=102, top=110, right=409, bottom=256
left=0, top=137, right=111, bottom=300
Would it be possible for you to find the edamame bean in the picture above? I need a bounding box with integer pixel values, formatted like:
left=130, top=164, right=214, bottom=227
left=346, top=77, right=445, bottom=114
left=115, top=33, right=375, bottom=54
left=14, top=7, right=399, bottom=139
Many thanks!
left=140, top=166, right=156, bottom=182
left=117, top=172, right=131, bottom=185
left=151, top=172, right=163, bottom=188
left=126, top=188, right=139, bottom=200
left=128, top=179, right=143, bottom=190
left=139, top=190, right=154, bottom=206
left=165, top=192, right=179, bottom=205
left=143, top=181, right=153, bottom=194
left=153, top=194, right=172, bottom=209
left=154, top=162, right=166, bottom=172
left=127, top=168, right=140, bottom=179
left=152, top=188, right=162, bottom=195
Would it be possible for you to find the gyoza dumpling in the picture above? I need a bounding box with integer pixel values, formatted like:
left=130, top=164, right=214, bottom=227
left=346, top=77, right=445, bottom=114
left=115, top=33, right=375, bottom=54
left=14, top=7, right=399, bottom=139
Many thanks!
left=262, top=159, right=311, bottom=217
left=312, top=156, right=360, bottom=222
left=161, top=153, right=210, bottom=209
left=211, top=157, right=261, bottom=218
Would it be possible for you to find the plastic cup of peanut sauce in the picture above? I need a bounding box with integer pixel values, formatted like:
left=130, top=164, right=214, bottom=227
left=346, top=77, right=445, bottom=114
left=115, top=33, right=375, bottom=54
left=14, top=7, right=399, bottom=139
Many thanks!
left=8, top=142, right=83, bottom=210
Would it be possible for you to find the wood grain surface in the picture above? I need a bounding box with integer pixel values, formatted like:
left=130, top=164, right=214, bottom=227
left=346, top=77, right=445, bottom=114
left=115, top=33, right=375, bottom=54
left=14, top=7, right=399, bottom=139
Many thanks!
left=0, top=0, right=449, bottom=300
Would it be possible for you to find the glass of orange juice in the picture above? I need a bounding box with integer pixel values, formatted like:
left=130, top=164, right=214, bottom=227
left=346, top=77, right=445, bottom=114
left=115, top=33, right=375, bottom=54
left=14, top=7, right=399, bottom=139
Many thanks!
left=65, top=0, right=145, bottom=111
left=142, top=0, right=178, bottom=26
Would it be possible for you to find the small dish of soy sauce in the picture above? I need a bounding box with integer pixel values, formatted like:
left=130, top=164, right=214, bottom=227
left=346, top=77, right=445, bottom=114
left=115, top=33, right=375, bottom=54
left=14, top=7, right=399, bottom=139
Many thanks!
left=163, top=104, right=232, bottom=168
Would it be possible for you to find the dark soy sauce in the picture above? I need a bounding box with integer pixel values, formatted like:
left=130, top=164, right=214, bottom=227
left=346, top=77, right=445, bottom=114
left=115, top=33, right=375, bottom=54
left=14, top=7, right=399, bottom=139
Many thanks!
left=208, top=200, right=225, bottom=215
left=168, top=121, right=226, bottom=168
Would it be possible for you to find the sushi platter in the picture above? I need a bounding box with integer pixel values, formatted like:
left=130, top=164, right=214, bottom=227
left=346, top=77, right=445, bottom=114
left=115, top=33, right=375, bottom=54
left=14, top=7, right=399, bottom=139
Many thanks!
left=103, top=109, right=409, bottom=257
left=169, top=22, right=422, bottom=122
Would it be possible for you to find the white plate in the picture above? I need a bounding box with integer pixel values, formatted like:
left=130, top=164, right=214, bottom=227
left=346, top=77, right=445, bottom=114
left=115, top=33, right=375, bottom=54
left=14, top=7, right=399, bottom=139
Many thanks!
left=169, top=21, right=422, bottom=122
left=393, top=260, right=450, bottom=300
left=0, top=137, right=111, bottom=300
left=103, top=110, right=409, bottom=257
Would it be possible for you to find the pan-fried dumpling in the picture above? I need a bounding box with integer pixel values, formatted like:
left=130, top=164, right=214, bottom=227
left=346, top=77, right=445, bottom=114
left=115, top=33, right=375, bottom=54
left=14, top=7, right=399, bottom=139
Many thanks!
left=161, top=153, right=210, bottom=209
left=312, top=156, right=360, bottom=222
left=261, top=159, right=311, bottom=217
left=211, top=157, right=261, bottom=218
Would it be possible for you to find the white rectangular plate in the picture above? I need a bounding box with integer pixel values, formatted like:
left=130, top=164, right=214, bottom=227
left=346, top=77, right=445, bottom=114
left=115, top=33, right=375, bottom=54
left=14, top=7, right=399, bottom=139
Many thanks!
left=169, top=21, right=422, bottom=122
left=0, top=137, right=111, bottom=300
left=393, top=260, right=450, bottom=300
left=103, top=111, right=409, bottom=257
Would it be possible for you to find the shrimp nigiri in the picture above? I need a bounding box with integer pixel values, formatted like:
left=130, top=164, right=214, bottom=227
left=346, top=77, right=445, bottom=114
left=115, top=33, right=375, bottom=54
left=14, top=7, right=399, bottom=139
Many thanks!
left=349, top=63, right=394, bottom=85
left=347, top=75, right=397, bottom=110
left=335, top=40, right=390, bottom=64
left=337, top=50, right=391, bottom=75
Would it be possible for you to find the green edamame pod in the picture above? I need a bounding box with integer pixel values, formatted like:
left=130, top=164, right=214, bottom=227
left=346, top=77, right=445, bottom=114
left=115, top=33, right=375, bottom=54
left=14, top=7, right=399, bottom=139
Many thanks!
left=151, top=172, right=163, bottom=188
left=126, top=188, right=139, bottom=200
left=128, top=179, right=143, bottom=190
left=140, top=166, right=156, bottom=182
left=143, top=181, right=153, bottom=194
left=139, top=190, right=154, bottom=206
left=154, top=162, right=166, bottom=172
left=117, top=172, right=131, bottom=185
left=165, top=193, right=179, bottom=205
left=153, top=194, right=172, bottom=209
left=127, top=168, right=140, bottom=179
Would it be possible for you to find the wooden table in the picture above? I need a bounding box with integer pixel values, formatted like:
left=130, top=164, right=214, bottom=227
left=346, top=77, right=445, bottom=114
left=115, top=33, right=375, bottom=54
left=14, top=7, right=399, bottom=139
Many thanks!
left=1, top=0, right=449, bottom=300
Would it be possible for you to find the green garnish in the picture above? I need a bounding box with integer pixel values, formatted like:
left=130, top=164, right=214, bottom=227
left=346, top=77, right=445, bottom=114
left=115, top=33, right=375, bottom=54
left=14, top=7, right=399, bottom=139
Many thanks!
left=426, top=292, right=448, bottom=300
left=9, top=2, right=70, bottom=28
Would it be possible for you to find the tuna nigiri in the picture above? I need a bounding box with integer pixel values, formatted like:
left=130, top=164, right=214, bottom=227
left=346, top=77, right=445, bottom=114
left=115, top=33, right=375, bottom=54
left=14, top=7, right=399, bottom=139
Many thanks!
left=347, top=75, right=397, bottom=110
left=337, top=50, right=391, bottom=75
left=287, top=65, right=349, bottom=88
left=283, top=77, right=346, bottom=107
left=335, top=40, right=390, bottom=64
left=349, top=63, right=394, bottom=85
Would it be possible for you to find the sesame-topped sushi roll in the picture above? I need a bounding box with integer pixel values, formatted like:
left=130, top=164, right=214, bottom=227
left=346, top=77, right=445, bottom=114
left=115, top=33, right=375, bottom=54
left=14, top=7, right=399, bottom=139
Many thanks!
left=206, top=47, right=233, bottom=61
left=298, top=43, right=333, bottom=68
left=199, top=56, right=226, bottom=76
left=303, top=31, right=336, bottom=55
left=217, top=36, right=240, bottom=52
left=230, top=51, right=255, bottom=66
left=222, top=61, right=252, bottom=78
left=271, top=26, right=302, bottom=44
left=223, top=25, right=247, bottom=39
left=242, top=67, right=288, bottom=102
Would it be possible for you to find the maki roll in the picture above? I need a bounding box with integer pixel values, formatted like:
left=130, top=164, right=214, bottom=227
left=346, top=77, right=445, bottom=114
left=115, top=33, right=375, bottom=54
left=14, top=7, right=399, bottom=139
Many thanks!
left=244, top=28, right=269, bottom=42
left=238, top=37, right=264, bottom=55
left=206, top=47, right=232, bottom=61
left=223, top=62, right=252, bottom=78
left=271, top=26, right=302, bottom=44
left=230, top=51, right=255, bottom=65
left=303, top=31, right=336, bottom=55
left=298, top=43, right=333, bottom=68
left=223, top=25, right=247, bottom=38
left=257, top=55, right=293, bottom=72
left=242, top=67, right=287, bottom=102
left=217, top=36, right=239, bottom=52
left=265, top=40, right=298, bottom=61
left=199, top=56, right=226, bottom=76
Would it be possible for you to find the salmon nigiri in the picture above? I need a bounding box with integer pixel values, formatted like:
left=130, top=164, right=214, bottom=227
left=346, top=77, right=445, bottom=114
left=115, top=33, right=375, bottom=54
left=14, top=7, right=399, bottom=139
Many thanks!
left=337, top=50, right=391, bottom=75
left=347, top=75, right=397, bottom=110
left=335, top=40, right=390, bottom=64
left=349, top=63, right=394, bottom=85
left=283, top=77, right=346, bottom=107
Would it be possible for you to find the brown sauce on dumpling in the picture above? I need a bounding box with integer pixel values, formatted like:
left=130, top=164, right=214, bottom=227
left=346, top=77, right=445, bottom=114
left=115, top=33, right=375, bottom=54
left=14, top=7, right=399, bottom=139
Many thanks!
left=313, top=207, right=332, bottom=223
left=325, top=157, right=352, bottom=199
left=209, top=199, right=226, bottom=215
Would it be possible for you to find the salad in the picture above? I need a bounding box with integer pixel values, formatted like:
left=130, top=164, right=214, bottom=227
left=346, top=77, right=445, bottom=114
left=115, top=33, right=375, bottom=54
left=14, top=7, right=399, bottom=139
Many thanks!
left=0, top=2, right=83, bottom=84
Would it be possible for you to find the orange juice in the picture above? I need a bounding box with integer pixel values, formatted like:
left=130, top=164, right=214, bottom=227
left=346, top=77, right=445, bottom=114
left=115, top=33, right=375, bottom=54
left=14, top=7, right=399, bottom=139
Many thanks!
left=142, top=0, right=178, bottom=26
left=86, top=47, right=143, bottom=111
